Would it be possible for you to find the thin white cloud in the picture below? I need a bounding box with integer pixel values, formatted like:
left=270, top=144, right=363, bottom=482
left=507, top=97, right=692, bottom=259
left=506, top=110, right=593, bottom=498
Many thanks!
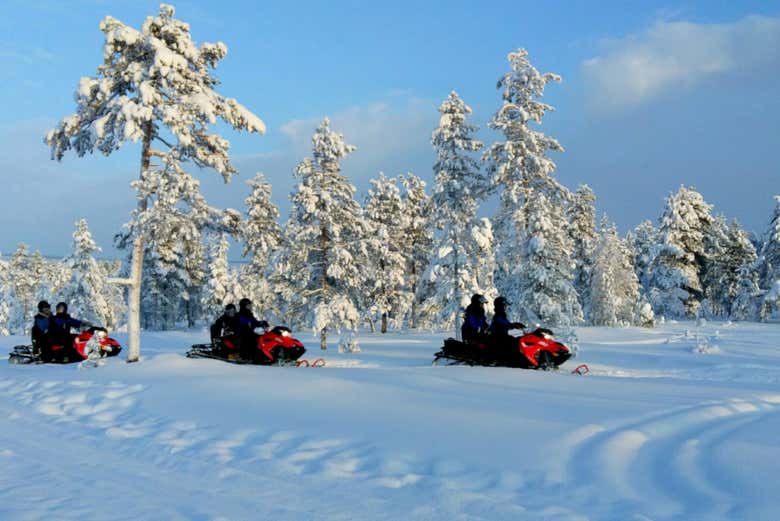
left=207, top=94, right=439, bottom=221
left=0, top=45, right=56, bottom=65
left=279, top=97, right=434, bottom=165
left=583, top=15, right=780, bottom=113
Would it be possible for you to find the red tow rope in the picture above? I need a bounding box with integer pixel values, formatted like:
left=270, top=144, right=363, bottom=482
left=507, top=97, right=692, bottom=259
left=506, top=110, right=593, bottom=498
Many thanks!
left=571, top=364, right=589, bottom=375
left=295, top=358, right=326, bottom=368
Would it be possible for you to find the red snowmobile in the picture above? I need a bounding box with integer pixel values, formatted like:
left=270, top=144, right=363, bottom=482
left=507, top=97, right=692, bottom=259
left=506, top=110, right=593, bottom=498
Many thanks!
left=9, top=327, right=122, bottom=365
left=186, top=326, right=307, bottom=366
left=432, top=327, right=573, bottom=369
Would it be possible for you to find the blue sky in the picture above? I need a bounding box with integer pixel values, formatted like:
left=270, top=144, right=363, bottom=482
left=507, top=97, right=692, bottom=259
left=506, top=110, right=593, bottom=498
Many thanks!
left=1, top=0, right=779, bottom=257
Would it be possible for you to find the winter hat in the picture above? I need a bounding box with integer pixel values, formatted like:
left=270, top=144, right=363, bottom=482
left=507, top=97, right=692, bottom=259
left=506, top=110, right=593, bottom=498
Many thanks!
left=56, top=302, right=68, bottom=312
left=239, top=298, right=252, bottom=309
left=37, top=300, right=51, bottom=312
left=471, top=294, right=487, bottom=305
left=494, top=296, right=511, bottom=308
left=225, top=303, right=236, bottom=311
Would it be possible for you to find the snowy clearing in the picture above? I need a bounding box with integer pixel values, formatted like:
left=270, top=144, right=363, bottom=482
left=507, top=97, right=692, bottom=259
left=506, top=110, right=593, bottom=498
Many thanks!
left=2, top=321, right=779, bottom=521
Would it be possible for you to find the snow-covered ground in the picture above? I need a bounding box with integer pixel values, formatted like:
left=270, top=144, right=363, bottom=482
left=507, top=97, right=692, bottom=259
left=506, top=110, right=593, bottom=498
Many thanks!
left=1, top=321, right=779, bottom=521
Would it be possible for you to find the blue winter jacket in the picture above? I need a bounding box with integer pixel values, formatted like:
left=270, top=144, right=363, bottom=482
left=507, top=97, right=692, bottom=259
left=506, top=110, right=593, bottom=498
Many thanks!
left=51, top=314, right=83, bottom=333
left=237, top=310, right=268, bottom=334
left=461, top=305, right=488, bottom=341
left=34, top=315, right=51, bottom=334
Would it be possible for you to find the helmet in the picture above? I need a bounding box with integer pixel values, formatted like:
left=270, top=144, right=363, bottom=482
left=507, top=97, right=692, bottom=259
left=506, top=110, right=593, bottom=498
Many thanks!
left=494, top=296, right=510, bottom=308
left=470, top=294, right=487, bottom=305
left=37, top=300, right=51, bottom=312
left=239, top=298, right=252, bottom=309
left=56, top=302, right=68, bottom=313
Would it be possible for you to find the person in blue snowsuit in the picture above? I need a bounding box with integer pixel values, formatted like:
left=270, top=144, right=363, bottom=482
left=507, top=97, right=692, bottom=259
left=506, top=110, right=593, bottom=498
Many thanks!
left=461, top=294, right=489, bottom=344
left=236, top=298, right=269, bottom=360
left=50, top=302, right=87, bottom=347
left=490, top=296, right=526, bottom=351
left=31, top=301, right=55, bottom=360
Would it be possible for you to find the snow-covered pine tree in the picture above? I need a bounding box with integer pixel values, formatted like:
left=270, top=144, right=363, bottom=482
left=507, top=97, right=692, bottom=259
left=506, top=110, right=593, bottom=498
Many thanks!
left=5, top=244, right=44, bottom=334
left=423, top=91, right=493, bottom=334
left=116, top=154, right=234, bottom=330
left=364, top=173, right=407, bottom=333
left=30, top=251, right=49, bottom=306
left=647, top=186, right=714, bottom=319
left=731, top=262, right=761, bottom=321
left=201, top=233, right=239, bottom=318
left=589, top=217, right=645, bottom=326
left=58, top=219, right=115, bottom=327
left=701, top=218, right=757, bottom=317
left=627, top=220, right=658, bottom=293
left=277, top=119, right=363, bottom=351
left=515, top=193, right=581, bottom=327
left=100, top=259, right=127, bottom=328
left=757, top=196, right=780, bottom=319
left=0, top=255, right=11, bottom=336
left=568, top=184, right=596, bottom=320
left=239, top=173, right=282, bottom=318
left=399, top=174, right=434, bottom=330
left=484, top=49, right=569, bottom=299
left=46, top=4, right=265, bottom=361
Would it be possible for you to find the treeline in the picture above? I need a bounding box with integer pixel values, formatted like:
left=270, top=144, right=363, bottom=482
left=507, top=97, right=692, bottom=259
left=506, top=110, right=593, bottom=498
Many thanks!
left=2, top=6, right=779, bottom=351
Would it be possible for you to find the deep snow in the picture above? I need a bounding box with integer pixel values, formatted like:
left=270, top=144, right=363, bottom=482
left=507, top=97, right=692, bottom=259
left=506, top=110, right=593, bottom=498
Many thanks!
left=1, top=321, right=779, bottom=521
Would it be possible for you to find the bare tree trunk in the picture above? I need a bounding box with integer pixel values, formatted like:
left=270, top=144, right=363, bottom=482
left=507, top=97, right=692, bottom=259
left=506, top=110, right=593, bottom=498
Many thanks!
left=454, top=244, right=461, bottom=341
left=319, top=224, right=328, bottom=350
left=127, top=121, right=153, bottom=363
left=381, top=312, right=387, bottom=334
left=410, top=263, right=418, bottom=330
left=126, top=237, right=143, bottom=362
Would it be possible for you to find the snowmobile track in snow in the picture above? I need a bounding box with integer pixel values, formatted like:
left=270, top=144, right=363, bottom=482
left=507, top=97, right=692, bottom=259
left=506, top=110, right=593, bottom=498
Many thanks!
left=560, top=395, right=780, bottom=520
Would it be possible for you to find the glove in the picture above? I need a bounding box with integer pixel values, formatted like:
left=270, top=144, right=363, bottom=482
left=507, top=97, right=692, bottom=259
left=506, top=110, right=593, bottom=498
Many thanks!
left=258, top=320, right=270, bottom=329
left=512, top=322, right=526, bottom=330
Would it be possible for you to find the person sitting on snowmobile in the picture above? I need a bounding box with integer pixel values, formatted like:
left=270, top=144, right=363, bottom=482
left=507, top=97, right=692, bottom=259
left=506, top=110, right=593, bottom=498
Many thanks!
left=236, top=298, right=269, bottom=360
left=210, top=303, right=239, bottom=353
left=490, top=296, right=525, bottom=351
left=461, top=294, right=489, bottom=344
left=31, top=300, right=55, bottom=361
left=51, top=302, right=88, bottom=348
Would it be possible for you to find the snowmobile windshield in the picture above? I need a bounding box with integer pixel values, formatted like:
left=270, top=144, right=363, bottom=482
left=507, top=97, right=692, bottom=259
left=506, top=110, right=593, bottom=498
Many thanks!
left=532, top=328, right=555, bottom=340
left=272, top=326, right=292, bottom=336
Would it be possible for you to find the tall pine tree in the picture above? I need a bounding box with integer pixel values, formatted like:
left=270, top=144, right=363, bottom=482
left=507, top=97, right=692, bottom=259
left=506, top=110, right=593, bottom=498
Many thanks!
left=276, top=119, right=363, bottom=351
left=569, top=185, right=597, bottom=319
left=647, top=186, right=714, bottom=318
left=423, top=91, right=493, bottom=335
left=46, top=4, right=264, bottom=360
left=589, top=218, right=646, bottom=326
left=757, top=196, right=780, bottom=319
left=364, top=173, right=407, bottom=333
left=58, top=219, right=120, bottom=328
left=484, top=49, right=569, bottom=302
left=240, top=172, right=282, bottom=318
left=399, top=174, right=434, bottom=330
left=515, top=194, right=581, bottom=327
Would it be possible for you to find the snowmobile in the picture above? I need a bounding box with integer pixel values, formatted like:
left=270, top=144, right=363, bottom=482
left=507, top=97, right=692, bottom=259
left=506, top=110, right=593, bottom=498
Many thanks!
left=432, top=327, right=573, bottom=370
left=186, top=325, right=307, bottom=366
left=9, top=326, right=122, bottom=365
